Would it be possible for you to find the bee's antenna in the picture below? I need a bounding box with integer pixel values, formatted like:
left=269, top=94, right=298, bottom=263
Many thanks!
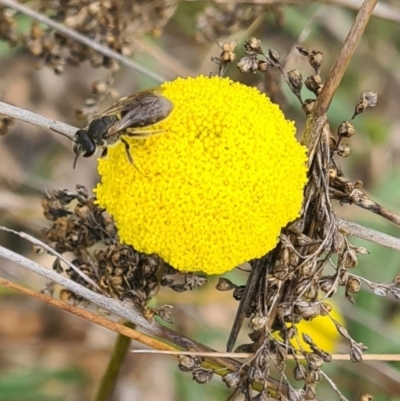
left=73, top=154, right=80, bottom=169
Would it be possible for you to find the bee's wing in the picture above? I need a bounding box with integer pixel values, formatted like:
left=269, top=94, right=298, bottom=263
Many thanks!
left=108, top=92, right=174, bottom=136
left=94, top=88, right=164, bottom=118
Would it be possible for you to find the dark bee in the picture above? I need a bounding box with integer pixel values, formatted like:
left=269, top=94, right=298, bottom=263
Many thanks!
left=72, top=89, right=174, bottom=168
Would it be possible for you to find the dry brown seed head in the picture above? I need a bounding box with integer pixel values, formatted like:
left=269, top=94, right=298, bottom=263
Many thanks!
left=154, top=305, right=173, bottom=323
left=296, top=300, right=321, bottom=319
left=237, top=56, right=258, bottom=73
left=296, top=46, right=309, bottom=56
left=304, top=384, right=317, bottom=400
left=343, top=249, right=358, bottom=269
left=192, top=368, right=213, bottom=384
left=245, top=36, right=263, bottom=53
left=222, top=370, right=241, bottom=387
left=309, top=370, right=321, bottom=383
left=257, top=60, right=270, bottom=72
left=268, top=48, right=280, bottom=64
left=359, top=394, right=373, bottom=401
left=216, top=277, right=237, bottom=291
left=308, top=51, right=323, bottom=74
left=306, top=353, right=324, bottom=370
left=178, top=354, right=198, bottom=372
left=352, top=99, right=369, bottom=119
left=346, top=276, right=361, bottom=293
left=354, top=180, right=363, bottom=189
left=91, top=80, right=108, bottom=94
left=287, top=69, right=303, bottom=94
left=337, top=121, right=356, bottom=138
left=337, top=144, right=351, bottom=157
left=393, top=274, right=400, bottom=286
left=293, top=364, right=307, bottom=381
left=319, top=276, right=335, bottom=295
left=353, top=245, right=368, bottom=255
left=350, top=344, right=364, bottom=362
left=304, top=75, right=322, bottom=95
left=361, top=91, right=378, bottom=108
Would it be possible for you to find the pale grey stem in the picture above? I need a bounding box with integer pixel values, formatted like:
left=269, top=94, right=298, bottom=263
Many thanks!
left=0, top=244, right=155, bottom=329
left=0, top=0, right=165, bottom=83
left=0, top=226, right=101, bottom=291
left=0, top=101, right=76, bottom=140
left=320, top=370, right=350, bottom=401
left=188, top=0, right=400, bottom=24
left=337, top=218, right=400, bottom=252
left=0, top=244, right=214, bottom=351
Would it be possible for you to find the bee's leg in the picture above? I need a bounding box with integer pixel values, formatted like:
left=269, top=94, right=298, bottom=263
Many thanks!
left=120, top=137, right=147, bottom=177
left=120, top=137, right=133, bottom=164
left=101, top=148, right=108, bottom=158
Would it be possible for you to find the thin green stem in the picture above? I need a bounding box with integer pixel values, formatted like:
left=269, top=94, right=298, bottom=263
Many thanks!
left=92, top=321, right=135, bottom=401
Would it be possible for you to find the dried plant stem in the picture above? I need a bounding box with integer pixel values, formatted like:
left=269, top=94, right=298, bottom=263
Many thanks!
left=0, top=226, right=100, bottom=290
left=0, top=277, right=173, bottom=351
left=93, top=321, right=135, bottom=401
left=333, top=189, right=400, bottom=226
left=0, top=101, right=76, bottom=140
left=337, top=218, right=400, bottom=252
left=313, top=0, right=378, bottom=117
left=0, top=0, right=165, bottom=83
left=133, top=350, right=400, bottom=362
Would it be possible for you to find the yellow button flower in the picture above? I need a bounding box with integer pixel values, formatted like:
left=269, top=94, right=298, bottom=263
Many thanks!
left=95, top=76, right=308, bottom=274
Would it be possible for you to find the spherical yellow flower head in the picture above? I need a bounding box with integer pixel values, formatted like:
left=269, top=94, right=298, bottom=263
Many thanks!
left=95, top=76, right=308, bottom=275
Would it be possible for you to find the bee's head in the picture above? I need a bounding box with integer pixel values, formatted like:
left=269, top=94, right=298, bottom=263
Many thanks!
left=72, top=129, right=96, bottom=168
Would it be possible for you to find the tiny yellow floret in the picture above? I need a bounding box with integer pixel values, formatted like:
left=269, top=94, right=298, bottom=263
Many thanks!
left=95, top=76, right=308, bottom=274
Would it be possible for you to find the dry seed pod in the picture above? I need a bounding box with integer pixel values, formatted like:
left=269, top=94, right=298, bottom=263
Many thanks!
left=359, top=394, right=373, bottom=401
left=287, top=69, right=303, bottom=96
left=352, top=91, right=378, bottom=119
left=354, top=180, right=363, bottom=189
left=0, top=115, right=13, bottom=136
left=305, top=75, right=322, bottom=96
left=154, top=305, right=173, bottom=323
left=237, top=56, right=258, bottom=73
left=336, top=144, right=351, bottom=157
left=293, top=364, right=307, bottom=381
left=305, top=353, right=324, bottom=370
left=393, top=274, right=400, bottom=286
left=319, top=276, right=335, bottom=295
left=216, top=277, right=236, bottom=291
left=308, top=51, right=323, bottom=74
left=296, top=46, right=309, bottom=56
left=218, top=40, right=236, bottom=58
left=350, top=344, right=363, bottom=362
left=268, top=48, right=280, bottom=64
left=257, top=60, right=270, bottom=72
left=178, top=354, right=198, bottom=372
left=244, top=36, right=263, bottom=54
left=91, top=80, right=108, bottom=94
left=346, top=276, right=361, bottom=293
left=337, top=121, right=356, bottom=138
left=343, top=248, right=358, bottom=269
left=361, top=91, right=378, bottom=108
left=222, top=370, right=241, bottom=387
left=192, top=368, right=214, bottom=384
left=353, top=245, right=368, bottom=255
left=304, top=384, right=317, bottom=400
left=328, top=168, right=337, bottom=180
